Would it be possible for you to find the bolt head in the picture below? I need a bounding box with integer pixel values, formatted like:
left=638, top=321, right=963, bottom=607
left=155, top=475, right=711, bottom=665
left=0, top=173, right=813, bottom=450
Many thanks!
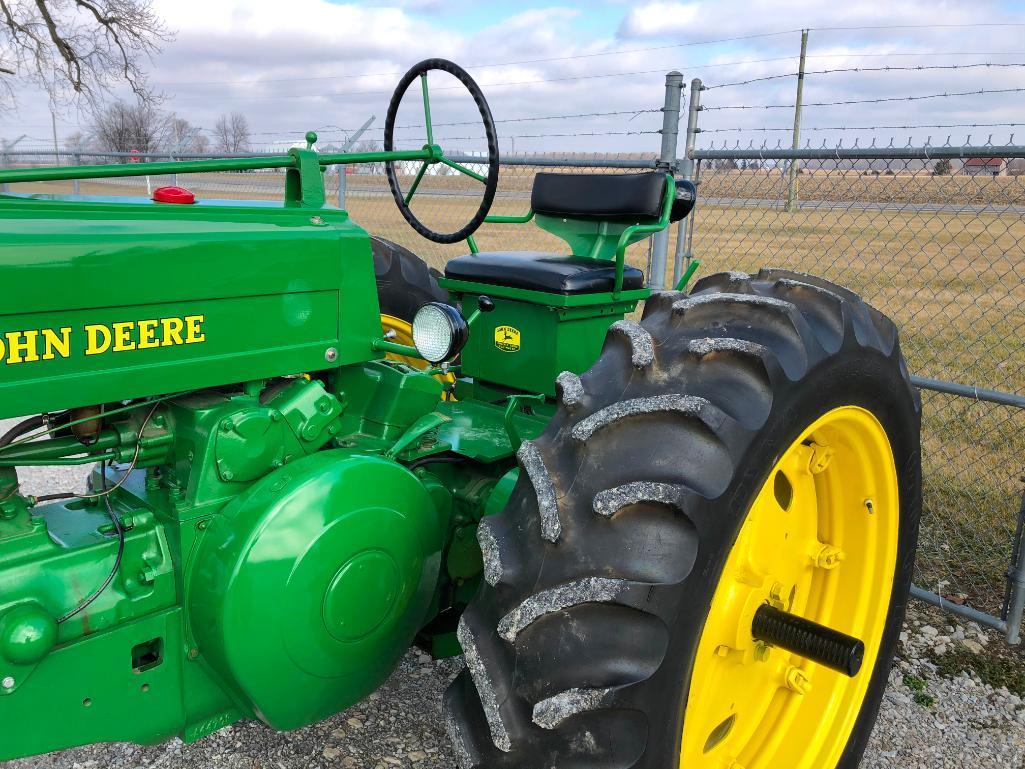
left=325, top=347, right=339, bottom=362
left=753, top=642, right=771, bottom=663
left=1, top=676, right=14, bottom=689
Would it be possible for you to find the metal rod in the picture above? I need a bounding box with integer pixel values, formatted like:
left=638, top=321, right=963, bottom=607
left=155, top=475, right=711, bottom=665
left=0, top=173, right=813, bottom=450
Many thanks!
left=784, top=29, right=810, bottom=213
left=0, top=149, right=434, bottom=185
left=673, top=77, right=704, bottom=286
left=648, top=70, right=684, bottom=290
left=910, top=375, right=1025, bottom=409
left=910, top=584, right=1007, bottom=633
left=421, top=74, right=434, bottom=146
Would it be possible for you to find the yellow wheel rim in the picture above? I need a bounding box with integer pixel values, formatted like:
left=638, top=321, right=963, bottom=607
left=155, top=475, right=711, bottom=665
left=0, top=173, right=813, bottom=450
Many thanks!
left=380, top=314, right=456, bottom=394
left=680, top=406, right=898, bottom=769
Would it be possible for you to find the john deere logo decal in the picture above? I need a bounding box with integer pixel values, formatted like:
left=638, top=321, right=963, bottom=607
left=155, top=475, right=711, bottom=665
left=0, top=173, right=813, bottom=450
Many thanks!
left=494, top=325, right=520, bottom=353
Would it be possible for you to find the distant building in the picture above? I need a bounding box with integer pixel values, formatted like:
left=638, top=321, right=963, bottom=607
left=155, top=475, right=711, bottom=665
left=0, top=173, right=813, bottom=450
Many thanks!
left=962, top=158, right=1007, bottom=176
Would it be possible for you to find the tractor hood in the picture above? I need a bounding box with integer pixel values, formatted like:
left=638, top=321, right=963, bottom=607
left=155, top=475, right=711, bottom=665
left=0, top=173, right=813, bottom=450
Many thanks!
left=0, top=195, right=381, bottom=419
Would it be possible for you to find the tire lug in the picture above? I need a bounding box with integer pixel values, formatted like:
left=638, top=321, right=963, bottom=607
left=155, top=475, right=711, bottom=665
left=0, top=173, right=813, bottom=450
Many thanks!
left=784, top=666, right=812, bottom=695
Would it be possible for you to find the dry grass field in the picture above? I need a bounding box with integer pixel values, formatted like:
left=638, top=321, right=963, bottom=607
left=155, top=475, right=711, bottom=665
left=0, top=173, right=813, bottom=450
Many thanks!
left=6, top=164, right=1024, bottom=609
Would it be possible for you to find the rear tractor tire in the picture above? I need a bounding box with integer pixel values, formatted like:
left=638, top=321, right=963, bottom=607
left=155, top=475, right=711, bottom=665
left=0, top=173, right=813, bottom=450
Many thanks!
left=446, top=269, right=921, bottom=769
left=371, top=237, right=454, bottom=386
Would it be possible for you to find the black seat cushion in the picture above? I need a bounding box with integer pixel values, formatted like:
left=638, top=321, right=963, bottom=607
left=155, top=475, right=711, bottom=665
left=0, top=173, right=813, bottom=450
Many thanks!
left=531, top=172, right=667, bottom=221
left=445, top=252, right=645, bottom=294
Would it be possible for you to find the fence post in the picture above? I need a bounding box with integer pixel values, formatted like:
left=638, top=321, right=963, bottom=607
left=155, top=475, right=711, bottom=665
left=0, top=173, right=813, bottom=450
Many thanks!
left=1, top=151, right=7, bottom=194
left=784, top=29, right=809, bottom=212
left=72, top=153, right=81, bottom=196
left=338, top=166, right=347, bottom=208
left=647, top=70, right=684, bottom=290
left=673, top=77, right=704, bottom=288
left=1003, top=490, right=1025, bottom=644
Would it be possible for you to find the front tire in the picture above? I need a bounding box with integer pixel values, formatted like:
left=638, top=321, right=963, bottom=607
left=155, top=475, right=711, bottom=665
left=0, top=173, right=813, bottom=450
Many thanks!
left=446, top=269, right=921, bottom=768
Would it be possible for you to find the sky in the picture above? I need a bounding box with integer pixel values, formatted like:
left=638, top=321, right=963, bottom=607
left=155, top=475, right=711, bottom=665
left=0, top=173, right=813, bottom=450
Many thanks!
left=3, top=0, right=1025, bottom=155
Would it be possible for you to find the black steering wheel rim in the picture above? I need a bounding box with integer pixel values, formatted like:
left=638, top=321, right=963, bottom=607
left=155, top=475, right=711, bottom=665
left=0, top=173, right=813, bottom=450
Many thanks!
left=384, top=58, right=500, bottom=244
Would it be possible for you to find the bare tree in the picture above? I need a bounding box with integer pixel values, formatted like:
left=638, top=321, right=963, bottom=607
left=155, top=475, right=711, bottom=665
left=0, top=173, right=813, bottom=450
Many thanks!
left=214, top=112, right=250, bottom=154
left=0, top=1, right=170, bottom=110
left=90, top=99, right=167, bottom=154
left=167, top=114, right=205, bottom=153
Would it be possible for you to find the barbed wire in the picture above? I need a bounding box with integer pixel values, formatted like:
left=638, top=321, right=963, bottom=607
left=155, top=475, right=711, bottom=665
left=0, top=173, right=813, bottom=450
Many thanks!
left=700, top=122, right=1025, bottom=134
left=706, top=61, right=1025, bottom=90
left=704, top=86, right=1025, bottom=111
left=395, top=129, right=661, bottom=142
left=697, top=132, right=1021, bottom=150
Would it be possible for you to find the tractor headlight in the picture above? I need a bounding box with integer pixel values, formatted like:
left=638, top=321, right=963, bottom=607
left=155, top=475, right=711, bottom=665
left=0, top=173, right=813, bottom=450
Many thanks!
left=412, top=302, right=468, bottom=364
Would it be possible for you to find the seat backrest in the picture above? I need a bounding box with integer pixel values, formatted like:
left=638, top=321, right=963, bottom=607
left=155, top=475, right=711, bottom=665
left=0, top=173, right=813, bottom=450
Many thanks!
left=530, top=171, right=667, bottom=222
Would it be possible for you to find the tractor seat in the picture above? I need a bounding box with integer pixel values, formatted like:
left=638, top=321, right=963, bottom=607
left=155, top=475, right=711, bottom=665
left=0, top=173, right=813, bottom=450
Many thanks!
left=444, top=252, right=644, bottom=294
left=445, top=171, right=665, bottom=294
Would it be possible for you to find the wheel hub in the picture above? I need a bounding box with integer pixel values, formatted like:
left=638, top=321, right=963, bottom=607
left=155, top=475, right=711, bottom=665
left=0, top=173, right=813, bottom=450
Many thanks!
left=680, top=406, right=899, bottom=768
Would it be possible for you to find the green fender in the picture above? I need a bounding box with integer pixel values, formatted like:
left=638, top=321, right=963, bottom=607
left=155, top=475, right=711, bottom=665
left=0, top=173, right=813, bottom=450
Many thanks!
left=188, top=451, right=442, bottom=730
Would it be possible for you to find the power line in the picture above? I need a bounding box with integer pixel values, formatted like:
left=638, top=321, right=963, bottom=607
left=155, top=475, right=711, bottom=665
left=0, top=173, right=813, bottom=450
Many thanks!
left=706, top=61, right=1025, bottom=89
left=810, top=22, right=1025, bottom=32
left=705, top=86, right=1025, bottom=110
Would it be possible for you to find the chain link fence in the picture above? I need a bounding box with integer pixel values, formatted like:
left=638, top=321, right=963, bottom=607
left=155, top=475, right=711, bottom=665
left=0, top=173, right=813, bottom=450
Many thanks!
left=3, top=125, right=1025, bottom=639
left=687, top=145, right=1025, bottom=633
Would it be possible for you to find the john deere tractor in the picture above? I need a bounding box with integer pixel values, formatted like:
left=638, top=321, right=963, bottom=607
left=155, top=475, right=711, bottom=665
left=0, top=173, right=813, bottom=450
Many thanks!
left=0, top=60, right=919, bottom=768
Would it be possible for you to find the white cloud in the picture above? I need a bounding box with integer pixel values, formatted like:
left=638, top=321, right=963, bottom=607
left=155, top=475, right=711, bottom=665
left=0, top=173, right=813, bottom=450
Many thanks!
left=619, top=2, right=701, bottom=38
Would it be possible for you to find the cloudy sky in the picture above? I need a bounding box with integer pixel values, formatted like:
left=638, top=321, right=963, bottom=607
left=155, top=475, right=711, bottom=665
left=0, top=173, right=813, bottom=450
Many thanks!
left=4, top=0, right=1025, bottom=155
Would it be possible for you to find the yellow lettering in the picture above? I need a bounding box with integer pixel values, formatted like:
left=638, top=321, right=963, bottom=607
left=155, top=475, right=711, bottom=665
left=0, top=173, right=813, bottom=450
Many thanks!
left=85, top=324, right=111, bottom=355
left=5, top=330, right=39, bottom=364
left=161, top=317, right=184, bottom=347
left=0, top=335, right=5, bottom=363
left=112, top=321, right=136, bottom=352
left=41, top=327, right=71, bottom=360
left=184, top=315, right=205, bottom=344
left=137, top=319, right=159, bottom=349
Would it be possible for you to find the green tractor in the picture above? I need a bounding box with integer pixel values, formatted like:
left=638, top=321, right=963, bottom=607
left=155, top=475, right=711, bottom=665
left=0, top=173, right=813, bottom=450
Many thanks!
left=0, top=60, right=919, bottom=768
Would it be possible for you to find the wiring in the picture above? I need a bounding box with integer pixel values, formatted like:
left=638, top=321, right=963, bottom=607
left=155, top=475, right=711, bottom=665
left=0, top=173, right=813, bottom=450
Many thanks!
left=55, top=467, right=124, bottom=625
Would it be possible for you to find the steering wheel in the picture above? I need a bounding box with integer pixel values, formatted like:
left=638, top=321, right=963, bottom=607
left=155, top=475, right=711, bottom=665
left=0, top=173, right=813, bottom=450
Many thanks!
left=384, top=59, right=500, bottom=244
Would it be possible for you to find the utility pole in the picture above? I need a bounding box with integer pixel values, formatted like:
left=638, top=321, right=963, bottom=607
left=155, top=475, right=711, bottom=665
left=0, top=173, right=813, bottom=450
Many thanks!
left=51, top=111, right=60, bottom=157
left=784, top=29, right=809, bottom=212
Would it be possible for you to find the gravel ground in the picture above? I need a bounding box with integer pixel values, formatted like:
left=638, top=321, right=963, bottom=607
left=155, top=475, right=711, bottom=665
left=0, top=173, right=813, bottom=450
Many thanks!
left=3, top=422, right=1025, bottom=768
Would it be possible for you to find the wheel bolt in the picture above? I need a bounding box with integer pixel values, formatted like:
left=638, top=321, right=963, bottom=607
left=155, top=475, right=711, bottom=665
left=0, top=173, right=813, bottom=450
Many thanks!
left=753, top=642, right=771, bottom=662
left=785, top=666, right=812, bottom=695
left=808, top=442, right=834, bottom=474
left=815, top=544, right=846, bottom=569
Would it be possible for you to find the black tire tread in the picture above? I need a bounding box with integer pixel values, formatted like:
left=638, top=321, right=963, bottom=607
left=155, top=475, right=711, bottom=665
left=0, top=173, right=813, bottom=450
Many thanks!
left=447, top=269, right=920, bottom=769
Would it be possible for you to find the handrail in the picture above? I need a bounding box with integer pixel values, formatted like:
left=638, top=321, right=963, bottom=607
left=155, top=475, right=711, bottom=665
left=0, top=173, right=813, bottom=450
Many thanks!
left=613, top=173, right=675, bottom=294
